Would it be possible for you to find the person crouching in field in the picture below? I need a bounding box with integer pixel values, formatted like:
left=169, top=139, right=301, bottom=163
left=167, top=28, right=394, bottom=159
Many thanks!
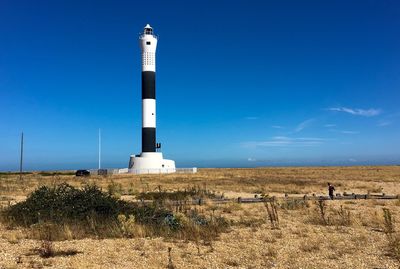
left=328, top=183, right=335, bottom=199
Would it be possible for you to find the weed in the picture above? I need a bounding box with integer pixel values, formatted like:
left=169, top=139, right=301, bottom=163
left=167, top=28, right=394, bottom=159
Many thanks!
left=336, top=205, right=352, bottom=226
left=307, top=201, right=352, bottom=227
left=118, top=214, right=145, bottom=238
left=383, top=208, right=395, bottom=234
left=35, top=240, right=81, bottom=259
left=107, top=180, right=123, bottom=198
left=38, top=241, right=54, bottom=258
left=382, top=208, right=400, bottom=261
left=127, top=182, right=136, bottom=195
left=316, top=200, right=328, bottom=225
left=167, top=247, right=176, bottom=269
left=264, top=200, right=279, bottom=229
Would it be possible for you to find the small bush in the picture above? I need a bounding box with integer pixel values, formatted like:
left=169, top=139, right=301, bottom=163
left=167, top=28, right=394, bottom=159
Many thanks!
left=5, top=183, right=122, bottom=225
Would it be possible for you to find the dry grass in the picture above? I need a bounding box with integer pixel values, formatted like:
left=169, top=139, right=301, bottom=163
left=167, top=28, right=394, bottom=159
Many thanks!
left=0, top=166, right=400, bottom=268
left=2, top=166, right=400, bottom=199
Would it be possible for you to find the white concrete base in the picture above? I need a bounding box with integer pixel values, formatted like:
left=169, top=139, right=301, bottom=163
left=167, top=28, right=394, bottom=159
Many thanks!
left=128, top=152, right=176, bottom=174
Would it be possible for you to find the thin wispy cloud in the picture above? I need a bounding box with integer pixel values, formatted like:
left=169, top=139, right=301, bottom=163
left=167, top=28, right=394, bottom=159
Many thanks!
left=377, top=120, right=392, bottom=127
left=329, top=129, right=360, bottom=134
left=271, top=125, right=283, bottom=129
left=328, top=107, right=381, bottom=117
left=295, top=119, right=314, bottom=132
left=324, top=124, right=336, bottom=128
left=376, top=113, right=398, bottom=126
left=242, top=136, right=327, bottom=148
left=245, top=116, right=259, bottom=120
left=340, top=130, right=360, bottom=134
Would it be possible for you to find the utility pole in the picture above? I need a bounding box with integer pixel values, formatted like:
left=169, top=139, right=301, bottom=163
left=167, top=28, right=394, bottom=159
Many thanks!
left=19, top=132, right=24, bottom=180
left=98, top=128, right=101, bottom=169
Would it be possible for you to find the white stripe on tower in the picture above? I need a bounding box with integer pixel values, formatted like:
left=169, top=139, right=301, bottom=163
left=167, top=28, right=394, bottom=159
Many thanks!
left=142, top=99, right=156, bottom=127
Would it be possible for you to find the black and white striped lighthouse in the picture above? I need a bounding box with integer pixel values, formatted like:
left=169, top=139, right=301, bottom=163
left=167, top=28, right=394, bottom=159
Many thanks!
left=129, top=24, right=176, bottom=174
left=140, top=24, right=157, bottom=153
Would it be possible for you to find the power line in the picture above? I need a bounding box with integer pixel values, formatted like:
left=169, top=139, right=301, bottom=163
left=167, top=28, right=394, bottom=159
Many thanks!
left=98, top=128, right=101, bottom=169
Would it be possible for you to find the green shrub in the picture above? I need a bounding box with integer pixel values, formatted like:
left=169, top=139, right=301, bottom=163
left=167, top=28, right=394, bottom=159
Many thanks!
left=5, top=183, right=122, bottom=225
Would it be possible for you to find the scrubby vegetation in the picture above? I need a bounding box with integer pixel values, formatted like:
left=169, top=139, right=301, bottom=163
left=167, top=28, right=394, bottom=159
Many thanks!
left=1, top=183, right=229, bottom=242
left=307, top=200, right=353, bottom=226
left=137, top=185, right=219, bottom=201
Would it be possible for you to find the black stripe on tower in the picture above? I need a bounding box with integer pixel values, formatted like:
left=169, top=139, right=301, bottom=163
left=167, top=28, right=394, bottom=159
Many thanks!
left=142, top=127, right=156, bottom=152
left=142, top=71, right=155, bottom=99
left=142, top=70, right=156, bottom=152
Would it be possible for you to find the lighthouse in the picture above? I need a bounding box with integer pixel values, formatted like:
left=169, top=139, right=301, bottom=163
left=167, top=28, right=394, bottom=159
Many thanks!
left=128, top=24, right=176, bottom=174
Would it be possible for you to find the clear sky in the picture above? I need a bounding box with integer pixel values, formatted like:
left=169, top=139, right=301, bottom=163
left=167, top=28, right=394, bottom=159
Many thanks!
left=1, top=0, right=399, bottom=170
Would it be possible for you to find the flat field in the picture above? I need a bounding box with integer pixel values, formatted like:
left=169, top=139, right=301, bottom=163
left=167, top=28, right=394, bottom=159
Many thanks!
left=1, top=166, right=400, bottom=268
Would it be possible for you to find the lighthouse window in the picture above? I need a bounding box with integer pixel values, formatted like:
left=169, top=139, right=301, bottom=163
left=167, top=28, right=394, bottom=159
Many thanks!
left=146, top=41, right=151, bottom=45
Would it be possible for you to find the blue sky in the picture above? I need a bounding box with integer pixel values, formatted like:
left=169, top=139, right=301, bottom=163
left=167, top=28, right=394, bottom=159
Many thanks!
left=1, top=0, right=399, bottom=170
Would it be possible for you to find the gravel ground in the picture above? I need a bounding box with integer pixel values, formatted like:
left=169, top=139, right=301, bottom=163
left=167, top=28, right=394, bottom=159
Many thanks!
left=1, top=201, right=399, bottom=269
